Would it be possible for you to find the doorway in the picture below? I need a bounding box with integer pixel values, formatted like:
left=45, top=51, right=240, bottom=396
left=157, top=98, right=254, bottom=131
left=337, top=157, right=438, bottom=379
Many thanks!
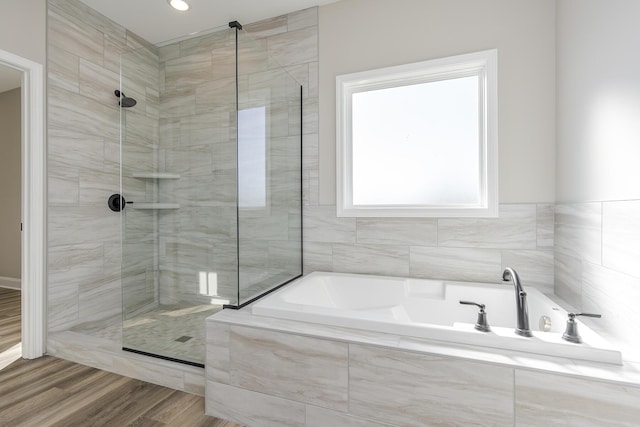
left=0, top=48, right=45, bottom=360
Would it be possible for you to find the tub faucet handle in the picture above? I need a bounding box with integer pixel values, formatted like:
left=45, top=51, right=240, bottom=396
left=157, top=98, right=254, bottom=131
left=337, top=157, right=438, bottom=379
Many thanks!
left=562, top=312, right=602, bottom=344
left=459, top=301, right=491, bottom=333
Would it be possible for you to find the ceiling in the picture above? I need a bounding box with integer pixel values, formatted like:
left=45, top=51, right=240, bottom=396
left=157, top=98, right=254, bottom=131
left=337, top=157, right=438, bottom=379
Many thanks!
left=0, top=64, right=21, bottom=94
left=78, top=0, right=340, bottom=45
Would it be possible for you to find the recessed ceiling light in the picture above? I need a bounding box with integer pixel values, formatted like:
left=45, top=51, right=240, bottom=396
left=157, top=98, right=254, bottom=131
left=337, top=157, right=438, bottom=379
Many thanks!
left=168, top=0, right=190, bottom=11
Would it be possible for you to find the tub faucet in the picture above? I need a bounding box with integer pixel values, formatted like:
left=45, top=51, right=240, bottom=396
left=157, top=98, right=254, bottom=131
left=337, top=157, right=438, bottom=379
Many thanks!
left=502, top=268, right=532, bottom=337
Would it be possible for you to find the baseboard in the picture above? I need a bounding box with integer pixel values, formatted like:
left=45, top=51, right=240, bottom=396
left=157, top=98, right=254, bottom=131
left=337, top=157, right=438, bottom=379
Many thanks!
left=0, top=276, right=21, bottom=290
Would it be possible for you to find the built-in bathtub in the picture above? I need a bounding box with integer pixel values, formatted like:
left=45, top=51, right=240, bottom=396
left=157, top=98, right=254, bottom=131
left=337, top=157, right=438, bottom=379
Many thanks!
left=252, top=271, right=622, bottom=365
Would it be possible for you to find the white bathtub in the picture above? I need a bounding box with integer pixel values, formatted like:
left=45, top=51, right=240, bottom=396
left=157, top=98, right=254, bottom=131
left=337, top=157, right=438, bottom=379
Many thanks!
left=252, top=272, right=622, bottom=365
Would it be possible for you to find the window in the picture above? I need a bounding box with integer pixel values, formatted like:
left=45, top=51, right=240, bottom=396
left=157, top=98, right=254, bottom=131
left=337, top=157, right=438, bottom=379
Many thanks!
left=238, top=106, right=267, bottom=208
left=336, top=49, right=498, bottom=217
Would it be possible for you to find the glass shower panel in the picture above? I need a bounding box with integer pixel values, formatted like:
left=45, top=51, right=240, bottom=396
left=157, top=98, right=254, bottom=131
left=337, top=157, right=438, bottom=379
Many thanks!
left=236, top=30, right=303, bottom=304
left=120, top=26, right=238, bottom=366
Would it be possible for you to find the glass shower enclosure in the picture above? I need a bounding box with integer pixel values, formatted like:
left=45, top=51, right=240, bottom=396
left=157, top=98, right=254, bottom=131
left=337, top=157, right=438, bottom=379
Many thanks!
left=118, top=23, right=302, bottom=366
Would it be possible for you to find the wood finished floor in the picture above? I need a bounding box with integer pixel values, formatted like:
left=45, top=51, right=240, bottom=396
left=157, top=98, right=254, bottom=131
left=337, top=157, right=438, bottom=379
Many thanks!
left=0, top=288, right=243, bottom=427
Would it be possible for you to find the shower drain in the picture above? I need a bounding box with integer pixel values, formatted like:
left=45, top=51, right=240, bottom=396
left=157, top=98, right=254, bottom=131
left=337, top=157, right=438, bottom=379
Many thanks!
left=175, top=335, right=193, bottom=342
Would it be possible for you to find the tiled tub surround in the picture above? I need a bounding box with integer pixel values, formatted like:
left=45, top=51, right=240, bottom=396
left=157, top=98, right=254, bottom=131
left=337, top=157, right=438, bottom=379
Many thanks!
left=555, top=201, right=640, bottom=360
left=304, top=203, right=555, bottom=294
left=206, top=309, right=640, bottom=427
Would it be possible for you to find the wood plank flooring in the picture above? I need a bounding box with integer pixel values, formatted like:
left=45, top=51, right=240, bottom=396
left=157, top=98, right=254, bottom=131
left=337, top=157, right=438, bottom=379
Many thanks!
left=0, top=288, right=243, bottom=427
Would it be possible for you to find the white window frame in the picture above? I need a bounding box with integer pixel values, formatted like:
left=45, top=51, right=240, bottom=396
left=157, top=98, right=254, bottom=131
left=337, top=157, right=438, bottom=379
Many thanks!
left=336, top=49, right=498, bottom=218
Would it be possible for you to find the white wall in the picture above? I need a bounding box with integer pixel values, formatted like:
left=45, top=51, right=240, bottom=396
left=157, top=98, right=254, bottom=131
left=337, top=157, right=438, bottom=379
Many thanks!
left=556, top=0, right=640, bottom=202
left=0, top=88, right=22, bottom=280
left=0, top=0, right=46, bottom=64
left=318, top=0, right=556, bottom=205
left=555, top=0, right=640, bottom=352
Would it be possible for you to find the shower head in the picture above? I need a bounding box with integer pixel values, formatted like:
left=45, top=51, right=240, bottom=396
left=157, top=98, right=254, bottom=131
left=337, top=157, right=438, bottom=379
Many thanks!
left=114, top=90, right=137, bottom=108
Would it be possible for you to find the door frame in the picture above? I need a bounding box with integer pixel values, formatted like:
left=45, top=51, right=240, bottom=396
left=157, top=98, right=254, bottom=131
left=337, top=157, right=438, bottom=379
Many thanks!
left=0, top=48, right=46, bottom=359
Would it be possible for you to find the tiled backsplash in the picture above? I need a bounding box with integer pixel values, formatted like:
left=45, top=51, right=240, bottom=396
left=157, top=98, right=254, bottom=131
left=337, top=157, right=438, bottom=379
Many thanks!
left=303, top=204, right=555, bottom=293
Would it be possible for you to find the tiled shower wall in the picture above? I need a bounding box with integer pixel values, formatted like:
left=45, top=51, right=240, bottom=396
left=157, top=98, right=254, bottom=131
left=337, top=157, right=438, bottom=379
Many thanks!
left=47, top=0, right=158, bottom=333
left=555, top=202, right=640, bottom=347
left=47, top=1, right=556, bottom=337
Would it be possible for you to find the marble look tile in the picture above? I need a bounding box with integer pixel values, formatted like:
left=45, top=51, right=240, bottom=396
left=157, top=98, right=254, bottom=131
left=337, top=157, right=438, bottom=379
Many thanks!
left=48, top=8, right=104, bottom=67
left=49, top=86, right=119, bottom=141
left=126, top=30, right=158, bottom=56
left=349, top=344, right=513, bottom=426
left=48, top=44, right=79, bottom=93
left=287, top=7, right=318, bottom=32
left=194, top=77, right=236, bottom=111
left=165, top=53, right=212, bottom=88
left=501, top=249, right=554, bottom=293
left=238, top=38, right=270, bottom=76
left=210, top=44, right=236, bottom=81
left=48, top=243, right=104, bottom=288
left=356, top=217, right=437, bottom=246
left=438, top=204, right=537, bottom=249
left=160, top=86, right=196, bottom=118
left=238, top=214, right=290, bottom=241
left=303, top=242, right=333, bottom=274
left=515, top=370, right=640, bottom=426
left=555, top=202, right=602, bottom=264
left=302, top=132, right=318, bottom=172
left=554, top=253, right=582, bottom=309
left=206, top=381, right=305, bottom=427
left=243, top=15, right=288, bottom=39
left=48, top=167, right=79, bottom=206
left=48, top=128, right=105, bottom=173
left=302, top=96, right=319, bottom=135
left=206, top=322, right=230, bottom=384
left=304, top=205, right=356, bottom=243
left=267, top=241, right=302, bottom=271
left=103, top=33, right=129, bottom=75
left=410, top=246, right=502, bottom=282
left=78, top=169, right=119, bottom=206
left=47, top=282, right=79, bottom=332
left=121, top=46, right=160, bottom=93
left=78, top=58, right=119, bottom=107
left=78, top=276, right=121, bottom=325
left=602, top=200, right=640, bottom=278
left=308, top=61, right=319, bottom=98
left=582, top=262, right=640, bottom=347
left=158, top=43, right=180, bottom=63
left=332, top=243, right=410, bottom=277
left=183, top=371, right=205, bottom=396
left=49, top=0, right=126, bottom=43
left=266, top=26, right=318, bottom=68
left=306, top=406, right=397, bottom=427
left=179, top=29, right=232, bottom=57
left=537, top=203, right=555, bottom=248
left=228, top=326, right=349, bottom=410
left=49, top=206, right=120, bottom=246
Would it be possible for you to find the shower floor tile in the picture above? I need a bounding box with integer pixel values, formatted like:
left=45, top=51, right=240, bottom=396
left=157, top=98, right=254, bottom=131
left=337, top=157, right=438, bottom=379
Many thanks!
left=123, top=303, right=223, bottom=365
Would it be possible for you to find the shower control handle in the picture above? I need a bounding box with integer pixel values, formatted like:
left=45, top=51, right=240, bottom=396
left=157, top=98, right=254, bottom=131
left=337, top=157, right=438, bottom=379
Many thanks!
left=459, top=300, right=491, bottom=332
left=108, top=194, right=126, bottom=212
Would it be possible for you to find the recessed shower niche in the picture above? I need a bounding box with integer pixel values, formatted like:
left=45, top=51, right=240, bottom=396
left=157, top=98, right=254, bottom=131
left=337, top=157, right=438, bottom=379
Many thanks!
left=117, top=23, right=303, bottom=366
